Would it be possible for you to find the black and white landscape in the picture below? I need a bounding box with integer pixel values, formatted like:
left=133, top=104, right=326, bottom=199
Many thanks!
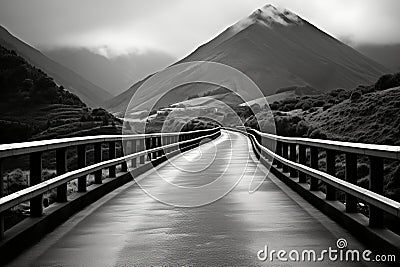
left=0, top=1, right=399, bottom=266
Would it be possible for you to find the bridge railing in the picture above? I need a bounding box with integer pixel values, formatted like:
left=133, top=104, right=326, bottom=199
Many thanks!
left=244, top=128, right=400, bottom=229
left=0, top=127, right=221, bottom=240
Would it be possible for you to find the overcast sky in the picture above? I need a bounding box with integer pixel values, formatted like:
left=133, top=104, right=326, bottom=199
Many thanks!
left=1, top=0, right=399, bottom=60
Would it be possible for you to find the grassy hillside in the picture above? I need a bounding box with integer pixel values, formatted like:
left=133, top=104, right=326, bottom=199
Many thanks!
left=306, top=87, right=400, bottom=145
left=243, top=72, right=400, bottom=206
left=0, top=45, right=121, bottom=144
left=254, top=72, right=400, bottom=144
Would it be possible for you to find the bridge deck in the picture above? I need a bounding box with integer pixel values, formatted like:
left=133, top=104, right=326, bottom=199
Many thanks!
left=8, top=131, right=372, bottom=266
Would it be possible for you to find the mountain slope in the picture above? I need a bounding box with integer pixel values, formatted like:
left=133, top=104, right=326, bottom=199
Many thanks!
left=43, top=47, right=175, bottom=95
left=356, top=44, right=400, bottom=72
left=0, top=26, right=112, bottom=107
left=105, top=4, right=388, bottom=114
left=0, top=45, right=120, bottom=144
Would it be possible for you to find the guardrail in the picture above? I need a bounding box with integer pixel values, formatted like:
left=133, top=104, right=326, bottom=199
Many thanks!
left=243, top=127, right=400, bottom=230
left=0, top=127, right=221, bottom=240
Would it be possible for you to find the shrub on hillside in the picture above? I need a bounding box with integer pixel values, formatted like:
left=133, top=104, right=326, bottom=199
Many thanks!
left=269, top=102, right=279, bottom=110
left=283, top=103, right=297, bottom=111
left=350, top=91, right=362, bottom=102
left=102, top=117, right=109, bottom=126
left=296, top=120, right=310, bottom=136
left=181, top=118, right=219, bottom=132
left=3, top=169, right=28, bottom=194
left=300, top=101, right=312, bottom=110
left=312, top=99, right=325, bottom=107
left=232, top=105, right=254, bottom=120
left=250, top=103, right=261, bottom=114
left=258, top=118, right=275, bottom=134
left=92, top=108, right=107, bottom=117
left=329, top=88, right=346, bottom=97
left=375, top=73, right=400, bottom=91
left=309, top=128, right=327, bottom=139
left=244, top=115, right=259, bottom=130
left=357, top=85, right=375, bottom=95
left=274, top=114, right=302, bottom=136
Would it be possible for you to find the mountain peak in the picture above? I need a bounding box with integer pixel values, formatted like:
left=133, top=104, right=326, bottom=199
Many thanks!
left=231, top=4, right=302, bottom=33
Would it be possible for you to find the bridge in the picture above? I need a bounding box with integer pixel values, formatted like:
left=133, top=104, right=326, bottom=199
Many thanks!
left=0, top=128, right=399, bottom=265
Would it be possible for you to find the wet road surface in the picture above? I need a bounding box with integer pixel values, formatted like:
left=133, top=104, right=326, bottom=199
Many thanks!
left=8, top=130, right=374, bottom=266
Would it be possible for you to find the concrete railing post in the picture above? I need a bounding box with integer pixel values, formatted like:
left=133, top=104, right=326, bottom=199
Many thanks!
left=158, top=136, right=163, bottom=157
left=289, top=143, right=297, bottom=177
left=150, top=137, right=155, bottom=159
left=94, top=143, right=102, bottom=184
left=162, top=136, right=167, bottom=155
left=310, top=147, right=319, bottom=191
left=131, top=140, right=137, bottom=168
left=275, top=141, right=282, bottom=168
left=145, top=137, right=151, bottom=161
left=282, top=142, right=289, bottom=173
left=298, top=145, right=307, bottom=183
left=30, top=152, right=43, bottom=217
left=56, top=148, right=68, bottom=202
left=345, top=153, right=358, bottom=213
left=369, top=156, right=384, bottom=228
left=158, top=136, right=162, bottom=156
left=139, top=138, right=145, bottom=164
left=108, top=141, right=116, bottom=178
left=168, top=136, right=172, bottom=153
left=121, top=141, right=128, bottom=172
left=326, top=149, right=336, bottom=200
left=178, top=134, right=182, bottom=152
left=151, top=137, right=157, bottom=159
left=77, top=145, right=87, bottom=192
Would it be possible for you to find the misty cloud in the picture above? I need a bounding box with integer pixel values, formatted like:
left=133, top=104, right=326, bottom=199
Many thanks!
left=0, top=0, right=400, bottom=57
left=1, top=0, right=399, bottom=71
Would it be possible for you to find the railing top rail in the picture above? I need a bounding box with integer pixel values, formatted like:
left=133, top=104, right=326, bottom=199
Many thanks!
left=0, top=130, right=220, bottom=212
left=249, top=128, right=400, bottom=160
left=0, top=128, right=219, bottom=159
